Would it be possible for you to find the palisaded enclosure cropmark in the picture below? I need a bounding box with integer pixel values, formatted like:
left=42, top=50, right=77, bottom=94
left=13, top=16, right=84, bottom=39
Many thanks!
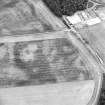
left=0, top=36, right=94, bottom=87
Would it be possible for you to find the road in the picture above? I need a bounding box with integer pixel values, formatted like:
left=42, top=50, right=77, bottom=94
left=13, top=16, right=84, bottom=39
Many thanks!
left=78, top=19, right=105, bottom=65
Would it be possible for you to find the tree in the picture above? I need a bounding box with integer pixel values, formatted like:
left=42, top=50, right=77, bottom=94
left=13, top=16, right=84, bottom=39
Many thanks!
left=42, top=0, right=88, bottom=17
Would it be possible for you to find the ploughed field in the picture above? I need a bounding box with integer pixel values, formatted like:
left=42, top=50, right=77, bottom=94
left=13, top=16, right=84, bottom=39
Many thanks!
left=0, top=38, right=93, bottom=88
left=0, top=0, right=65, bottom=36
